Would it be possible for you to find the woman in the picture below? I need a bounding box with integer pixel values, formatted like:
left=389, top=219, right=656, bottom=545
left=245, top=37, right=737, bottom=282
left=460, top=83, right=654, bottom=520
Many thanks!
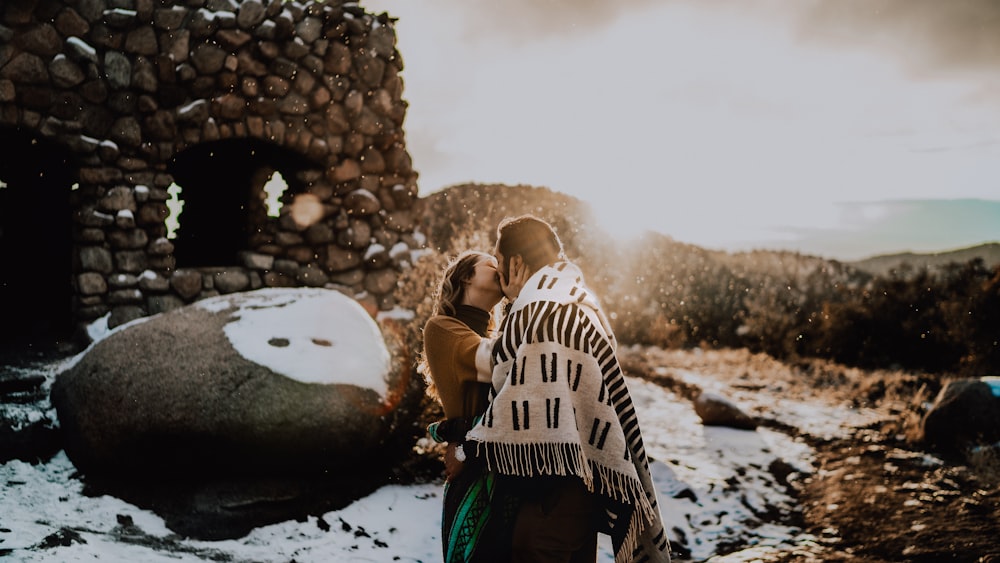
left=422, top=250, right=525, bottom=563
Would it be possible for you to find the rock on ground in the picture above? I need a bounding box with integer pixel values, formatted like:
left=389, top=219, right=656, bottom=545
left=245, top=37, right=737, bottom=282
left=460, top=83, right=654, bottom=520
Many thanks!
left=51, top=287, right=417, bottom=478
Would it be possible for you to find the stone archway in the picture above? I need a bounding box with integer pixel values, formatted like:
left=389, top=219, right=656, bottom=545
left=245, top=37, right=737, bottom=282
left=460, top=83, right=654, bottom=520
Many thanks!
left=1, top=0, right=421, bottom=335
left=167, top=139, right=320, bottom=268
left=0, top=127, right=75, bottom=350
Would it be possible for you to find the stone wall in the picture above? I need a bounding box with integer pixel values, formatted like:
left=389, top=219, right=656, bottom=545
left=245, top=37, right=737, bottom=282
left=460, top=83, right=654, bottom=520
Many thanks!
left=0, top=0, right=420, bottom=339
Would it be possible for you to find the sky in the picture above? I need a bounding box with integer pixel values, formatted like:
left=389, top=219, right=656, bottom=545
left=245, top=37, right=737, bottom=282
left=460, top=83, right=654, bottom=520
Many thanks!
left=0, top=288, right=902, bottom=562
left=362, top=0, right=1000, bottom=260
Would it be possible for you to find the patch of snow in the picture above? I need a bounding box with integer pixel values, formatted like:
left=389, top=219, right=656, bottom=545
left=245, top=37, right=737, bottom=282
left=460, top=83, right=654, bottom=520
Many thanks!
left=85, top=313, right=113, bottom=344
left=216, top=288, right=391, bottom=395
left=364, top=243, right=386, bottom=260
left=669, top=368, right=885, bottom=440
left=376, top=307, right=415, bottom=322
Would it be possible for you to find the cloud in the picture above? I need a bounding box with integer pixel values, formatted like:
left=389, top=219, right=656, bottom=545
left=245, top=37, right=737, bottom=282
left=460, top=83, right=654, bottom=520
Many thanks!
left=443, top=0, right=1000, bottom=80
left=793, top=0, right=1000, bottom=76
left=447, top=0, right=663, bottom=42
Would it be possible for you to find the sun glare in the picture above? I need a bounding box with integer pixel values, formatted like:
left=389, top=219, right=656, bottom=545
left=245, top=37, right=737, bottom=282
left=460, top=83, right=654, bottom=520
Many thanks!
left=288, top=193, right=324, bottom=229
left=364, top=0, right=1000, bottom=260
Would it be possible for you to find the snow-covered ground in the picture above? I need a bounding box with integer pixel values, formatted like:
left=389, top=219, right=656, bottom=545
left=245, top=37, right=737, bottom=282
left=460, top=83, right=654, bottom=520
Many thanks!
left=0, top=292, right=885, bottom=562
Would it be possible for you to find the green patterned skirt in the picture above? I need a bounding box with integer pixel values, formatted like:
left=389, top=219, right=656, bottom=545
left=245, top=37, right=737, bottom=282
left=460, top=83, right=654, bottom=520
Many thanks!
left=442, top=466, right=518, bottom=563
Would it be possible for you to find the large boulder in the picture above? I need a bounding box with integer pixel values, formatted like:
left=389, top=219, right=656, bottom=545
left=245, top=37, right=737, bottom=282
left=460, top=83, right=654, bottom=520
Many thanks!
left=919, top=378, right=1000, bottom=454
left=51, top=287, right=417, bottom=478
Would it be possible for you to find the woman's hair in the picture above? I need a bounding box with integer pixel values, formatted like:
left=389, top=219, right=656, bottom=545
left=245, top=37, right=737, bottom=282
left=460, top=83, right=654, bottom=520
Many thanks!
left=496, top=214, right=564, bottom=273
left=431, top=249, right=492, bottom=317
left=420, top=250, right=496, bottom=401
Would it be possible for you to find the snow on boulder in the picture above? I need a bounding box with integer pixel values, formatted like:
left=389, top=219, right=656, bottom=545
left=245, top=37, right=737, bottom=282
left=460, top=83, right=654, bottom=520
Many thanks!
left=51, top=288, right=417, bottom=477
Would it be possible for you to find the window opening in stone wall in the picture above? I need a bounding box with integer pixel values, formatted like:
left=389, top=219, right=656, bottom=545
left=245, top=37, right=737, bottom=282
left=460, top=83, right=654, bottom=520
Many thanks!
left=165, top=182, right=184, bottom=240
left=0, top=127, right=76, bottom=354
left=167, top=139, right=319, bottom=268
left=263, top=171, right=288, bottom=218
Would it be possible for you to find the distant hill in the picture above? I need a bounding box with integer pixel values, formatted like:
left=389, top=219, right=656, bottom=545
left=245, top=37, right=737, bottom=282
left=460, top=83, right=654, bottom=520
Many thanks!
left=848, top=243, right=1000, bottom=277
left=417, top=184, right=1000, bottom=281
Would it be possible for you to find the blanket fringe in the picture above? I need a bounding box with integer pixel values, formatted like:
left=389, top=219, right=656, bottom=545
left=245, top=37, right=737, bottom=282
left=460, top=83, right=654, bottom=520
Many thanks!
left=593, top=463, right=658, bottom=563
left=471, top=441, right=594, bottom=490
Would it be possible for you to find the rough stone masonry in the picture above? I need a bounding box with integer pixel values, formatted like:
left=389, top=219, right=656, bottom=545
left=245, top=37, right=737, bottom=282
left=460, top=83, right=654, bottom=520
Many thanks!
left=0, top=0, right=421, bottom=339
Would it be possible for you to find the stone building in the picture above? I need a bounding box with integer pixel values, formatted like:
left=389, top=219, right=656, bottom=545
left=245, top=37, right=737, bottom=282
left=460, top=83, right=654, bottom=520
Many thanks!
left=0, top=0, right=421, bottom=349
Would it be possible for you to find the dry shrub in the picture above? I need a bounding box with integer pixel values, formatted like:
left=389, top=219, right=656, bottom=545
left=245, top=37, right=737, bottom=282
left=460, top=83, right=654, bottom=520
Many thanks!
left=899, top=382, right=937, bottom=443
left=644, top=314, right=687, bottom=349
left=395, top=250, right=447, bottom=331
left=394, top=249, right=448, bottom=427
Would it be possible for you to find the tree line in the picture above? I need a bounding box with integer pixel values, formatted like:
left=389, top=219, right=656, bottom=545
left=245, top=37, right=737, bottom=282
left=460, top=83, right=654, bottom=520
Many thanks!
left=596, top=234, right=999, bottom=377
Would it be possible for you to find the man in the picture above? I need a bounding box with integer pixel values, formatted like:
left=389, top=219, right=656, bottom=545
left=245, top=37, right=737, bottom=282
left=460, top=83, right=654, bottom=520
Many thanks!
left=460, top=215, right=671, bottom=563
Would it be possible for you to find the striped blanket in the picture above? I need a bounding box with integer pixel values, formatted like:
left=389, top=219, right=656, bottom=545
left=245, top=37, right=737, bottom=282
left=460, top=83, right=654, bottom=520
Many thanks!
left=466, top=261, right=671, bottom=563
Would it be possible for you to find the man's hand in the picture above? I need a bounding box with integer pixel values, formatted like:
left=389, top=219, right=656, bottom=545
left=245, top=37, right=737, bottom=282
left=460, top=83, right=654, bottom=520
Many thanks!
left=444, top=442, right=465, bottom=481
left=501, top=255, right=530, bottom=302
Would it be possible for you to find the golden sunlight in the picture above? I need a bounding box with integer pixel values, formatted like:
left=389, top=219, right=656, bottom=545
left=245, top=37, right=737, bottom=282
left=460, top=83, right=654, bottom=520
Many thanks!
left=288, top=192, right=324, bottom=229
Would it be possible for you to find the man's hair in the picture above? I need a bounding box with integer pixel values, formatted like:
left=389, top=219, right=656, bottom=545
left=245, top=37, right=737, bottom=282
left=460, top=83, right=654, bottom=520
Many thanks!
left=496, top=214, right=564, bottom=273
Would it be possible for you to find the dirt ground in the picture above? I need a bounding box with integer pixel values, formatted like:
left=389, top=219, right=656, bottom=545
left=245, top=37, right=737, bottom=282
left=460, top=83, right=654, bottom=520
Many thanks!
left=5, top=343, right=999, bottom=562
left=620, top=347, right=1000, bottom=563
left=797, top=431, right=1000, bottom=562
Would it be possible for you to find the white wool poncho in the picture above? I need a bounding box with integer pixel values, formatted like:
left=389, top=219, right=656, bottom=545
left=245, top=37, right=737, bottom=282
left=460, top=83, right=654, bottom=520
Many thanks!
left=466, top=261, right=671, bottom=563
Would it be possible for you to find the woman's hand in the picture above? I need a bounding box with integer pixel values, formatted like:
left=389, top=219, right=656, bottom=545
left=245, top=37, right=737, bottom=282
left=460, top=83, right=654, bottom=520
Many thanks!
left=444, top=442, right=465, bottom=481
left=501, top=255, right=530, bottom=302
